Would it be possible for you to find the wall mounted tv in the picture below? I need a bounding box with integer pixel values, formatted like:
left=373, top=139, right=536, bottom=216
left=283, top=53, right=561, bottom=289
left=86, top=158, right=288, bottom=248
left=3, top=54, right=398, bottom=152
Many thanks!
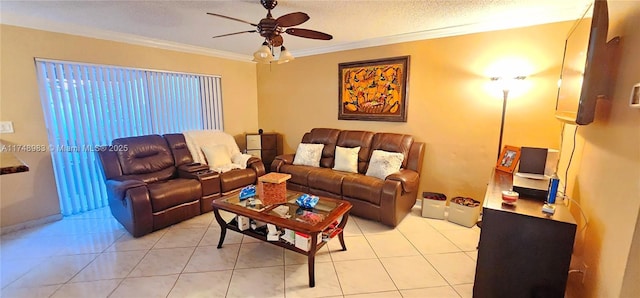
left=555, top=0, right=619, bottom=125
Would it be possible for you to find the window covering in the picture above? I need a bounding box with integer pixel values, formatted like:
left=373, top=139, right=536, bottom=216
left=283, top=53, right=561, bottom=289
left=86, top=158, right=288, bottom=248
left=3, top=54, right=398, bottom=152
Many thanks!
left=35, top=59, right=223, bottom=215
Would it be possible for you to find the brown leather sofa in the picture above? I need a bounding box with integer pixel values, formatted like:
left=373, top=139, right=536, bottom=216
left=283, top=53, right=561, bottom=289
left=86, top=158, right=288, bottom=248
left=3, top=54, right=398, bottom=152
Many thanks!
left=98, top=133, right=265, bottom=237
left=271, top=128, right=424, bottom=227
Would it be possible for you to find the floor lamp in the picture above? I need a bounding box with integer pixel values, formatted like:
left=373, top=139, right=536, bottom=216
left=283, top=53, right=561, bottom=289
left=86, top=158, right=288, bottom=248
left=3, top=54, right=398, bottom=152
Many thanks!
left=477, top=75, right=526, bottom=231
left=491, top=76, right=526, bottom=160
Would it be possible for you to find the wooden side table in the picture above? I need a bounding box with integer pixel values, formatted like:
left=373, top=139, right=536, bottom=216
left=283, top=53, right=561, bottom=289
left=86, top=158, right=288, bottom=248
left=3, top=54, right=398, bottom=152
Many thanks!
left=474, top=170, right=577, bottom=297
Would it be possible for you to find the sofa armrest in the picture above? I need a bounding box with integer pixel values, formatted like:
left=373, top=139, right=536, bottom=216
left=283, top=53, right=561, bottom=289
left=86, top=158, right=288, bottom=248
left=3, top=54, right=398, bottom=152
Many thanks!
left=105, top=179, right=146, bottom=200
left=247, top=156, right=262, bottom=166
left=386, top=169, right=420, bottom=193
left=247, top=157, right=266, bottom=177
left=271, top=154, right=295, bottom=172
left=104, top=179, right=153, bottom=237
left=276, top=154, right=295, bottom=164
left=178, top=162, right=209, bottom=173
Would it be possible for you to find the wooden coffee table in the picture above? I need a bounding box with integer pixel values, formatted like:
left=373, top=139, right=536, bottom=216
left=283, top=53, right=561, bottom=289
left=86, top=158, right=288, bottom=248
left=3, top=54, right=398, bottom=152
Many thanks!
left=211, top=190, right=352, bottom=287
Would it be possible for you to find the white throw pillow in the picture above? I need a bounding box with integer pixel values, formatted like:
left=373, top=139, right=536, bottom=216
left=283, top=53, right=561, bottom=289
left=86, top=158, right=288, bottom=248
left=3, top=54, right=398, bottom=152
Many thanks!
left=293, top=143, right=324, bottom=167
left=365, top=150, right=404, bottom=180
left=201, top=144, right=232, bottom=168
left=333, top=146, right=360, bottom=173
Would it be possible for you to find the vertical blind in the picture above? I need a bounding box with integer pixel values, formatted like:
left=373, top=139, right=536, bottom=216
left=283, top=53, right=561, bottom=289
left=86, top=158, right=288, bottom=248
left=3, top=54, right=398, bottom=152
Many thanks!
left=35, top=59, right=223, bottom=216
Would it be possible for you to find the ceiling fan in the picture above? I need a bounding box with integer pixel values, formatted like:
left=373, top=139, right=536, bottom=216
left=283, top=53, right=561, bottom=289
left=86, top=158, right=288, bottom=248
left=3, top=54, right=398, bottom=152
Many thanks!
left=207, top=0, right=333, bottom=63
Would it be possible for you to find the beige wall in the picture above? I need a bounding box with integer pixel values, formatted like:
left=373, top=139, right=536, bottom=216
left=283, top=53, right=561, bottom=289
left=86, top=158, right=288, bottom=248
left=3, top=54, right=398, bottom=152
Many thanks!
left=0, top=24, right=259, bottom=227
left=257, top=21, right=570, bottom=204
left=562, top=1, right=640, bottom=297
left=258, top=16, right=640, bottom=297
left=2, top=6, right=638, bottom=296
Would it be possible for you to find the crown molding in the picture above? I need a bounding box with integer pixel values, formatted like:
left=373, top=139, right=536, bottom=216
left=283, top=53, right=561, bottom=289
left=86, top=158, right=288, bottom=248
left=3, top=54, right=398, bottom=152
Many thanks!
left=0, top=12, right=253, bottom=62
left=291, top=9, right=583, bottom=58
left=2, top=3, right=586, bottom=62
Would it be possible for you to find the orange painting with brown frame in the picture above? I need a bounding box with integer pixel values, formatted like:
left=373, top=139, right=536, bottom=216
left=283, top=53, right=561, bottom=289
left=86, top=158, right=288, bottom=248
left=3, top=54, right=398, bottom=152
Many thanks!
left=338, top=56, right=409, bottom=122
left=496, top=145, right=521, bottom=173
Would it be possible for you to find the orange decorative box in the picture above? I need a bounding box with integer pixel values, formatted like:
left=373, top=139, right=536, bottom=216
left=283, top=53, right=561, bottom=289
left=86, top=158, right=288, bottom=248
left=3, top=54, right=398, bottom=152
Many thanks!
left=258, top=173, right=291, bottom=205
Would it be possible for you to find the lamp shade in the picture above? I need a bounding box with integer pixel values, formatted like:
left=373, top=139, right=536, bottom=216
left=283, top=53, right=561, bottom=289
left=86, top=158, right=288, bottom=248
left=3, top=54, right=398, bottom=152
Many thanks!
left=253, top=42, right=273, bottom=63
left=491, top=76, right=526, bottom=93
left=277, top=46, right=294, bottom=64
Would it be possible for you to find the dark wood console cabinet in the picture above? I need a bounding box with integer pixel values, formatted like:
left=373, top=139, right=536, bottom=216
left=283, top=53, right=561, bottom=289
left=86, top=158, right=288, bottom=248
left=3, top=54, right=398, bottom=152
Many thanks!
left=246, top=133, right=281, bottom=172
left=474, top=170, right=577, bottom=298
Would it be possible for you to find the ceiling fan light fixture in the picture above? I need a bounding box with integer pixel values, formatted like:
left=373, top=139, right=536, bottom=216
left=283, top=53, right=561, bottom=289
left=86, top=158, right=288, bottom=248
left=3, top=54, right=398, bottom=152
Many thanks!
left=207, top=0, right=331, bottom=64
left=277, top=46, right=294, bottom=64
left=252, top=42, right=273, bottom=63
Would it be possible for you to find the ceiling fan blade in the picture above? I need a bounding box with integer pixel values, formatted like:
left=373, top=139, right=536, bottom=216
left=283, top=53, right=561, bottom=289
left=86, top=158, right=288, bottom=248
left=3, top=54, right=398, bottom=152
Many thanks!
left=285, top=28, right=333, bottom=40
left=206, top=12, right=258, bottom=27
left=212, top=30, right=257, bottom=39
left=276, top=12, right=309, bottom=27
left=271, top=35, right=284, bottom=47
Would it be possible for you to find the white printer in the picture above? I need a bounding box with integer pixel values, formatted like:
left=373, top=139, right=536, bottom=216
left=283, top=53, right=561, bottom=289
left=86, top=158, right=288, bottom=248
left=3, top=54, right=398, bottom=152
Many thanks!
left=512, top=147, right=559, bottom=200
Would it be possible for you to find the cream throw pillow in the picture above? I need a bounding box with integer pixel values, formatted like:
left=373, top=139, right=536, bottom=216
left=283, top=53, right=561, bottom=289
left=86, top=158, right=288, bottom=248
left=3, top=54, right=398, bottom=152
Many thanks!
left=293, top=143, right=324, bottom=167
left=365, top=150, right=404, bottom=179
left=201, top=144, right=232, bottom=168
left=333, top=146, right=360, bottom=173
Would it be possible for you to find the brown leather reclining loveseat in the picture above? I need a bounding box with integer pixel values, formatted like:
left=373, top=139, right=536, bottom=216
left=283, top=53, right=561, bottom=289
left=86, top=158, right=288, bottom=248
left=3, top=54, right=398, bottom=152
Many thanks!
left=98, top=133, right=265, bottom=237
left=271, top=128, right=424, bottom=227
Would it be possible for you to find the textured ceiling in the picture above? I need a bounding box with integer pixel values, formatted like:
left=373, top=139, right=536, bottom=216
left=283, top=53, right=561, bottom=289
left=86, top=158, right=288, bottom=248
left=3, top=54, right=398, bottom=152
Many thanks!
left=0, top=0, right=592, bottom=60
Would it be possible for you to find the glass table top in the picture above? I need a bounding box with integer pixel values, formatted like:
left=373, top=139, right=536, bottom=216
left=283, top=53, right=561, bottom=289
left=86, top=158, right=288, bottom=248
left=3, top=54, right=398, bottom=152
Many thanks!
left=218, top=190, right=342, bottom=226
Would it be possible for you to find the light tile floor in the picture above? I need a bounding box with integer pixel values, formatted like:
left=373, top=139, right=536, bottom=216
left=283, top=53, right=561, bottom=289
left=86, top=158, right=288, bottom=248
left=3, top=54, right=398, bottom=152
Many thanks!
left=0, top=205, right=479, bottom=298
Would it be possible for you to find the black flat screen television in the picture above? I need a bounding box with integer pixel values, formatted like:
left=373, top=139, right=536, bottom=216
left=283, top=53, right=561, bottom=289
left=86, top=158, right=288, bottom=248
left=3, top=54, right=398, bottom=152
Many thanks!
left=555, top=0, right=618, bottom=125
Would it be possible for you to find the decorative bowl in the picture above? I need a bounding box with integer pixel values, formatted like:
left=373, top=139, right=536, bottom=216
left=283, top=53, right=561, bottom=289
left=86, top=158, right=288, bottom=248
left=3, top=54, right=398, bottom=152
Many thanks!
left=502, top=190, right=519, bottom=205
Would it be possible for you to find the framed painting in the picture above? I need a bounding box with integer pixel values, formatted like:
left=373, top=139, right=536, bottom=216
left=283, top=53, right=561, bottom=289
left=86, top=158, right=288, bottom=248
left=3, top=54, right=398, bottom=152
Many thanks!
left=496, top=145, right=521, bottom=173
left=338, top=56, right=410, bottom=122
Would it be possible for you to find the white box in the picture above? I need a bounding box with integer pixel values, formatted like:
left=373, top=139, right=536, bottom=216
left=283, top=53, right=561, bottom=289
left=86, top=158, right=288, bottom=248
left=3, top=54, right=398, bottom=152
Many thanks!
left=266, top=224, right=280, bottom=241
left=294, top=231, right=322, bottom=252
left=421, top=198, right=446, bottom=219
left=447, top=203, right=480, bottom=228
left=246, top=149, right=261, bottom=158
left=237, top=216, right=250, bottom=231
left=246, top=135, right=262, bottom=150
left=281, top=228, right=295, bottom=245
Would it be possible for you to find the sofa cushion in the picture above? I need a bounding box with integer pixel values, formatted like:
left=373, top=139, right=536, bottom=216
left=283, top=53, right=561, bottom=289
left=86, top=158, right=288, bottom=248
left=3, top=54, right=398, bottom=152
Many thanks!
left=336, top=130, right=375, bottom=173
left=293, top=143, right=324, bottom=167
left=301, top=128, right=341, bottom=168
left=308, top=168, right=353, bottom=194
left=164, top=133, right=193, bottom=167
left=114, top=135, right=174, bottom=177
left=366, top=150, right=404, bottom=180
left=370, top=133, right=413, bottom=168
left=148, top=178, right=201, bottom=212
left=220, top=168, right=257, bottom=193
left=333, top=146, right=360, bottom=173
left=342, top=174, right=384, bottom=205
left=202, top=144, right=232, bottom=168
left=279, top=164, right=321, bottom=186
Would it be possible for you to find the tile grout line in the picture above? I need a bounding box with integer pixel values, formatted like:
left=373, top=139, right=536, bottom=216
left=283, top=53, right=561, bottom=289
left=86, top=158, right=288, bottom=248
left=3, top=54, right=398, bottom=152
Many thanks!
left=106, top=234, right=157, bottom=297
left=107, top=229, right=167, bottom=297
left=398, top=214, right=465, bottom=293
left=326, top=214, right=361, bottom=297
left=396, top=224, right=461, bottom=295
left=358, top=225, right=403, bottom=295
left=2, top=206, right=477, bottom=297
left=166, top=228, right=207, bottom=298
left=56, top=230, right=126, bottom=297
left=225, top=217, right=247, bottom=298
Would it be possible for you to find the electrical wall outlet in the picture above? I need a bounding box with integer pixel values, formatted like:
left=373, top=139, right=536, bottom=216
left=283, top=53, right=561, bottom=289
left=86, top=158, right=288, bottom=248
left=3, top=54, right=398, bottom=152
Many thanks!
left=0, top=121, right=14, bottom=133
